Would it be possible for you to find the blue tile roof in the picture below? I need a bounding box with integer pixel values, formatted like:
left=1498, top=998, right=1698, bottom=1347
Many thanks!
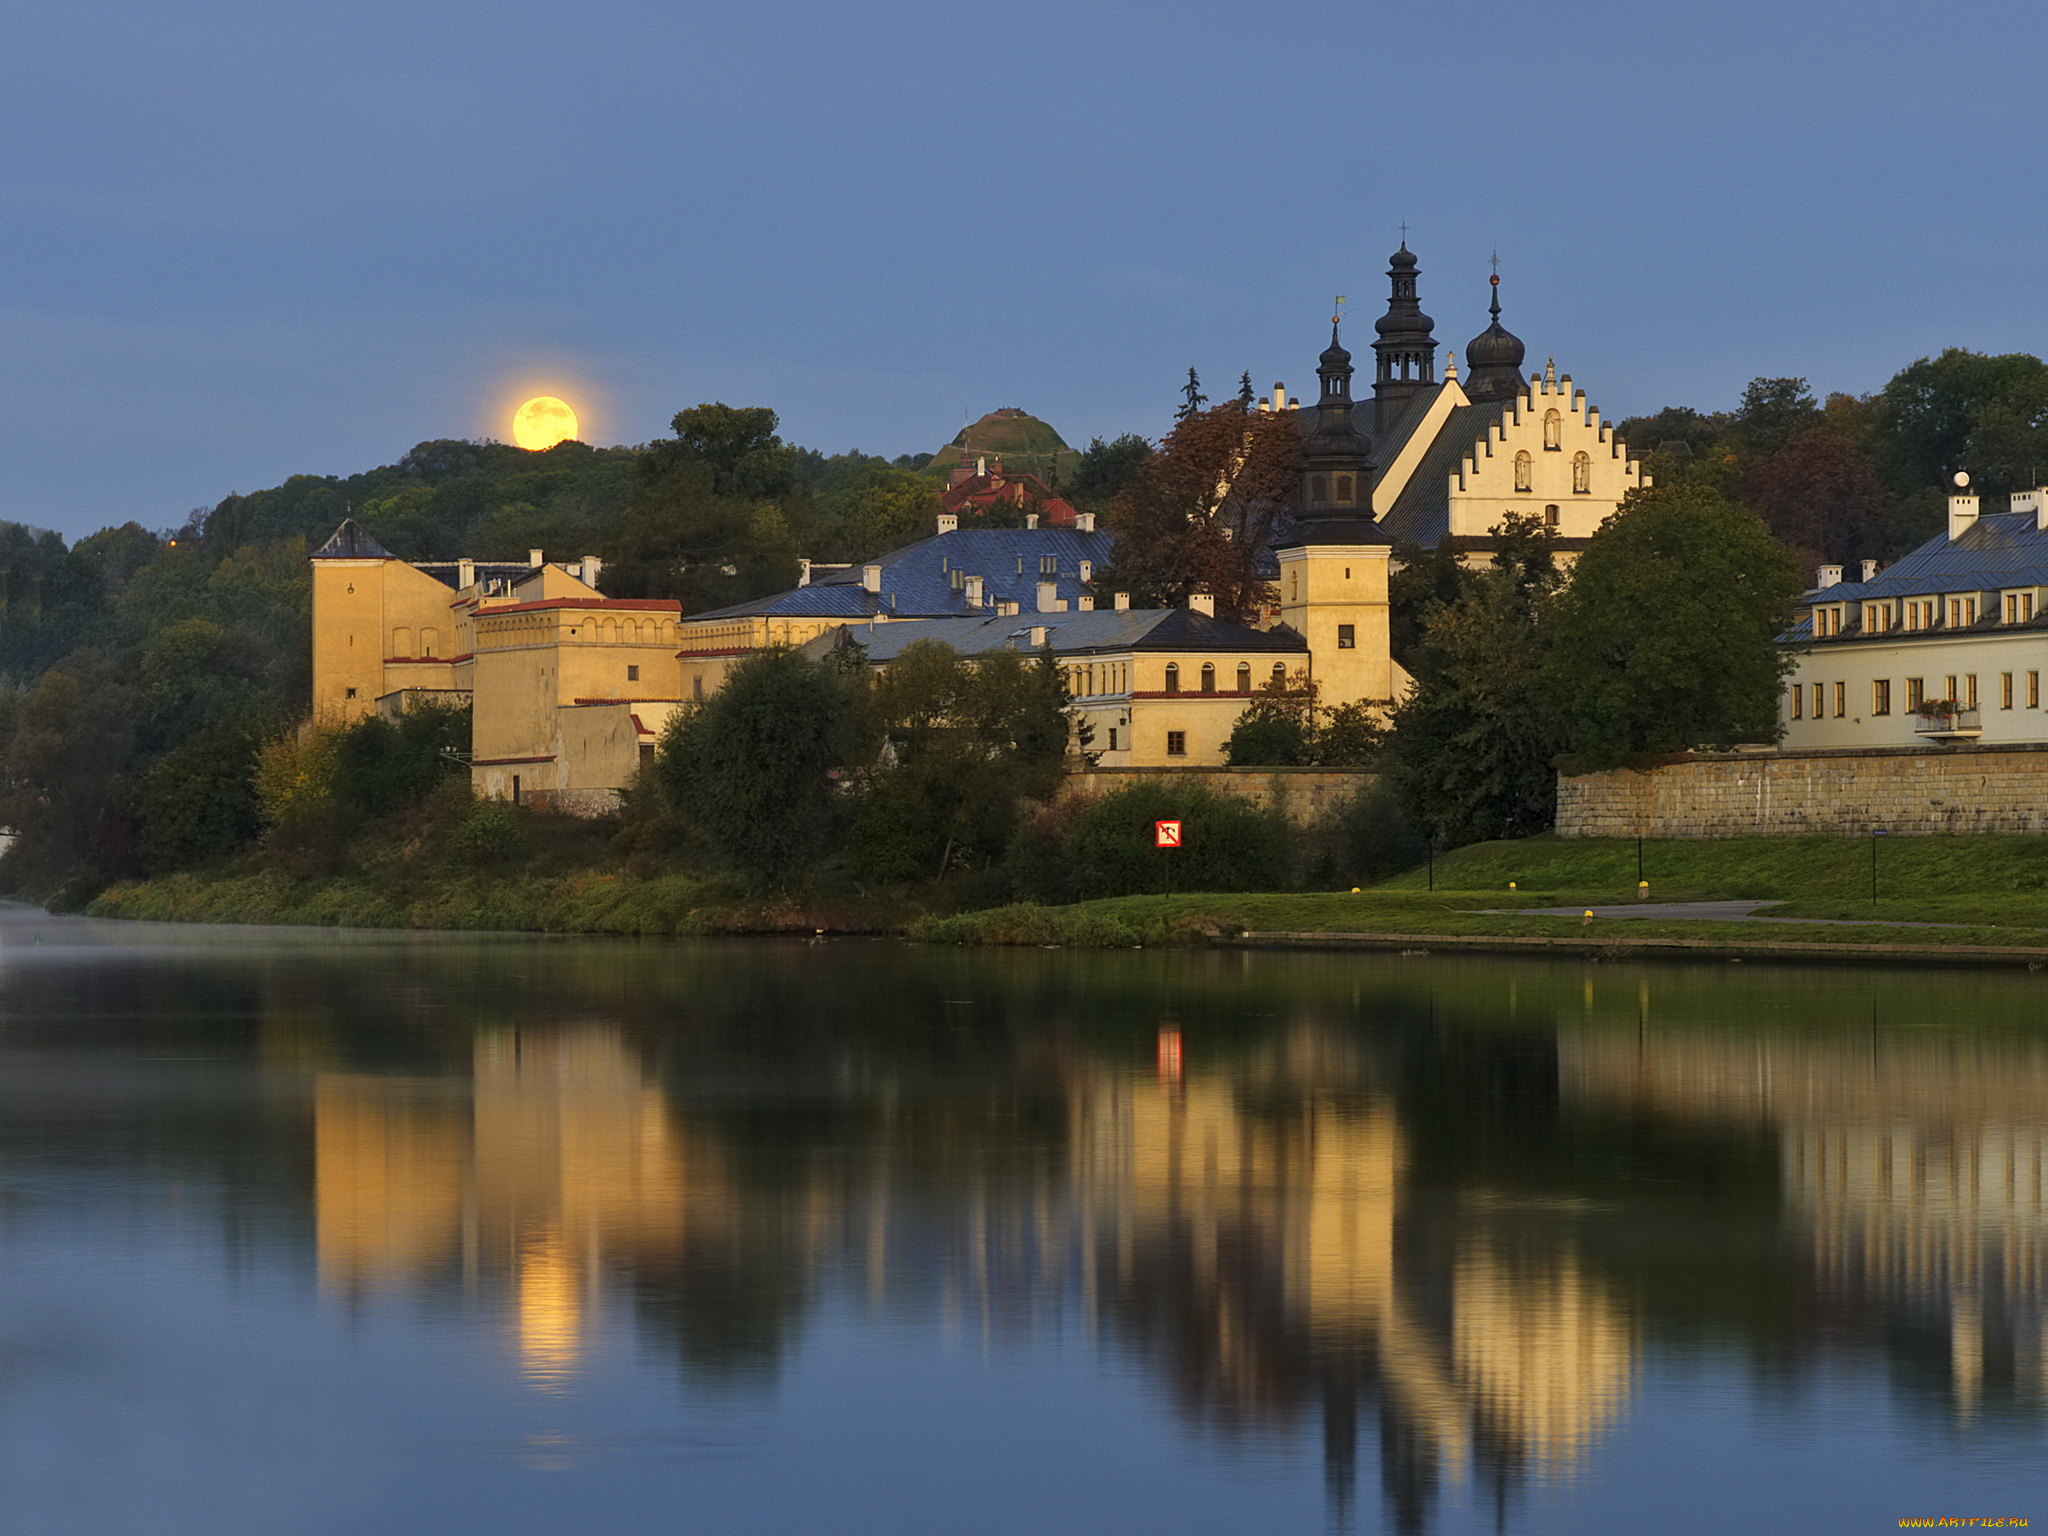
left=686, top=526, right=1117, bottom=623
left=802, top=607, right=1306, bottom=664
left=1804, top=511, right=2048, bottom=604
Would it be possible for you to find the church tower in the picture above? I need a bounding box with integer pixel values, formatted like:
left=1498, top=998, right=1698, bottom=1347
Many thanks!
left=1277, top=319, right=1402, bottom=705
left=1371, top=244, right=1438, bottom=432
left=1463, top=271, right=1528, bottom=404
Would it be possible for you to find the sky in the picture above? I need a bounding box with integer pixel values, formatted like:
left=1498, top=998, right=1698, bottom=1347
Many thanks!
left=3, top=0, right=2044, bottom=536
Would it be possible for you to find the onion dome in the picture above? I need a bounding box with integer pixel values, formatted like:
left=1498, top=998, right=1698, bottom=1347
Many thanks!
left=1463, top=273, right=1527, bottom=404
left=1372, top=243, right=1439, bottom=430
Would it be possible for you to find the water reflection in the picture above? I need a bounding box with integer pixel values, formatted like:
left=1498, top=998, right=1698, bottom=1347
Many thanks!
left=0, top=919, right=2044, bottom=1533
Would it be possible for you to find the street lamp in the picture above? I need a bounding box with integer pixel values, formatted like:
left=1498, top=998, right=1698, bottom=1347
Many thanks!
left=1870, top=827, right=1887, bottom=906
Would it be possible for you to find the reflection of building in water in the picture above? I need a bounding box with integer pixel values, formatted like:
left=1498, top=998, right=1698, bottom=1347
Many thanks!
left=1561, top=1025, right=2048, bottom=1415
left=1068, top=1028, right=1632, bottom=1529
left=314, top=1027, right=717, bottom=1387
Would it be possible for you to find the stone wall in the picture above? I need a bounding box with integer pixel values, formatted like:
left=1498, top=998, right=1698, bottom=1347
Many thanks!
left=1057, top=766, right=1374, bottom=826
left=1557, top=743, right=2048, bottom=837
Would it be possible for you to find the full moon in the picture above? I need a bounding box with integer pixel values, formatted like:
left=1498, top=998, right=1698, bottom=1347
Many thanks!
left=512, top=396, right=579, bottom=451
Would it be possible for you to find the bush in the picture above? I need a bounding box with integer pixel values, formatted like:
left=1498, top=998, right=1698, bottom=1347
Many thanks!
left=1300, top=781, right=1427, bottom=888
left=331, top=702, right=470, bottom=817
left=443, top=799, right=522, bottom=865
left=1059, top=780, right=1290, bottom=897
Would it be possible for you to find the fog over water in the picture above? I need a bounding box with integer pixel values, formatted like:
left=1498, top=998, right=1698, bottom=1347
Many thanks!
left=0, top=908, right=2039, bottom=1534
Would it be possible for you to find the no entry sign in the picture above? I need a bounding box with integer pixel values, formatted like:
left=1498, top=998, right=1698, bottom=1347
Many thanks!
left=1155, top=819, right=1182, bottom=848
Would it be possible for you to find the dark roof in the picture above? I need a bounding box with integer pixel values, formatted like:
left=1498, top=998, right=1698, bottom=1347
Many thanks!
left=1376, top=402, right=1509, bottom=546
left=311, top=519, right=395, bottom=560
left=1804, top=511, right=2048, bottom=605
left=684, top=526, right=1116, bottom=623
left=800, top=606, right=1307, bottom=664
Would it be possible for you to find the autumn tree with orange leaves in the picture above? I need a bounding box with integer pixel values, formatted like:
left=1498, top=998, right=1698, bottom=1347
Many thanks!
left=1096, top=402, right=1302, bottom=623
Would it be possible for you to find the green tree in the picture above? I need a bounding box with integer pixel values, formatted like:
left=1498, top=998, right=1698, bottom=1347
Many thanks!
left=330, top=703, right=470, bottom=817
left=138, top=721, right=265, bottom=873
left=1542, top=483, right=1801, bottom=768
left=1388, top=516, right=1562, bottom=846
left=1058, top=779, right=1288, bottom=897
left=1065, top=434, right=1154, bottom=514
left=655, top=648, right=862, bottom=890
left=1222, top=671, right=1385, bottom=767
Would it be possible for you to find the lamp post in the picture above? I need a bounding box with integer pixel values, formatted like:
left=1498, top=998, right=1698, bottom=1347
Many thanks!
left=1871, top=827, right=1886, bottom=906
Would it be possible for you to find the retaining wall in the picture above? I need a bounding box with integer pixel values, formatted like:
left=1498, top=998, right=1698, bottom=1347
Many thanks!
left=1057, top=767, right=1374, bottom=826
left=1557, top=743, right=2048, bottom=837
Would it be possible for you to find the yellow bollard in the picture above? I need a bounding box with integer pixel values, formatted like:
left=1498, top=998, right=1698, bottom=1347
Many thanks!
left=1638, top=881, right=1649, bottom=902
left=1350, top=887, right=1360, bottom=894
left=1582, top=909, right=1595, bottom=927
left=1508, top=881, right=1517, bottom=891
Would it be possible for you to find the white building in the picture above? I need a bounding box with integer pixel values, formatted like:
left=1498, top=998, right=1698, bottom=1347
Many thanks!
left=1783, top=478, right=2048, bottom=748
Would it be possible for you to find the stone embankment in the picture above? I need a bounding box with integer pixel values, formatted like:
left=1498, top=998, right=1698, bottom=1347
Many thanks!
left=1558, top=743, right=2048, bottom=837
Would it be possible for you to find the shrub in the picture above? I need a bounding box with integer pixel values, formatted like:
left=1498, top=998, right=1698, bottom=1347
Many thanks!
left=444, top=799, right=522, bottom=865
left=1060, top=779, right=1290, bottom=897
left=1300, top=781, right=1427, bottom=888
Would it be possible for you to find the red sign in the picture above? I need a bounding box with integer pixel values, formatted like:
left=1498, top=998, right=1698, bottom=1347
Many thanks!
left=1155, top=819, right=1182, bottom=848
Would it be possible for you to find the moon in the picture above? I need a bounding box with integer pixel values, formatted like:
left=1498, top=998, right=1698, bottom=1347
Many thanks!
left=512, top=396, right=579, bottom=451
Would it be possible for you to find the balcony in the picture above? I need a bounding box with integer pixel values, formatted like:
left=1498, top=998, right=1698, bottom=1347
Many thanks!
left=1912, top=707, right=1982, bottom=740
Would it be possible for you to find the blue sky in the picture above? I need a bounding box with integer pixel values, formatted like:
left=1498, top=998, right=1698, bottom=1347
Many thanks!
left=3, top=0, right=2041, bottom=536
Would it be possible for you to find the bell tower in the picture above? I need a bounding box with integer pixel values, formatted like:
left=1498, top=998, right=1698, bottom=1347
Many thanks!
left=1371, top=243, right=1439, bottom=431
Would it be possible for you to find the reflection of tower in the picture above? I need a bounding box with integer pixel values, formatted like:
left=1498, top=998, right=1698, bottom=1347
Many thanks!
left=313, top=1026, right=706, bottom=1389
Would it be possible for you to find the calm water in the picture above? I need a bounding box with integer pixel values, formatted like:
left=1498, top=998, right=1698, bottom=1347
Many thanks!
left=0, top=908, right=2041, bottom=1534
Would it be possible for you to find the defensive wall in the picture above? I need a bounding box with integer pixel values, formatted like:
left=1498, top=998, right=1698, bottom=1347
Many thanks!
left=1057, top=767, right=1373, bottom=827
left=1557, top=743, right=2048, bottom=837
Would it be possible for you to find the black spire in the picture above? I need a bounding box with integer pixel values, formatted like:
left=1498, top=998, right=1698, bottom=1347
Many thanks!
left=1281, top=313, right=1387, bottom=547
left=1463, top=270, right=1528, bottom=404
left=1372, top=243, right=1438, bottom=431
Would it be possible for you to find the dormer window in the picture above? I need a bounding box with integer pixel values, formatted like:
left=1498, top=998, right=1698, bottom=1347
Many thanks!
left=2005, top=591, right=2037, bottom=624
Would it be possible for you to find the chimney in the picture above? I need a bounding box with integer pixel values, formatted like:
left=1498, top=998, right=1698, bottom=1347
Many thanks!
left=862, top=563, right=883, bottom=594
left=580, top=554, right=602, bottom=591
left=1077, top=595, right=1094, bottom=611
left=1114, top=592, right=1131, bottom=611
left=1188, top=592, right=1215, bottom=617
left=1036, top=580, right=1058, bottom=612
left=1028, top=625, right=1048, bottom=648
left=997, top=599, right=1019, bottom=616
left=1817, top=565, right=1842, bottom=589
left=528, top=548, right=544, bottom=567
left=457, top=558, right=474, bottom=589
left=2014, top=488, right=2048, bottom=530
left=1949, top=473, right=1980, bottom=541
left=1078, top=559, right=1093, bottom=582
left=950, top=464, right=972, bottom=488
left=1861, top=559, right=1880, bottom=581
left=976, top=455, right=987, bottom=477
left=1075, top=511, right=1096, bottom=532
left=964, top=574, right=984, bottom=607
left=1025, top=513, right=1039, bottom=531
left=937, top=513, right=959, bottom=535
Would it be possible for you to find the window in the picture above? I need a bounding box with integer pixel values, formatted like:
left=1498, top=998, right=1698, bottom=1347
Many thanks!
left=1310, top=475, right=1328, bottom=504
left=1544, top=504, right=1560, bottom=528
left=1908, top=677, right=1925, bottom=709
left=1789, top=684, right=1803, bottom=719
left=1040, top=555, right=1057, bottom=576
left=1272, top=663, right=1287, bottom=683
left=1572, top=452, right=1592, bottom=494
left=2002, top=672, right=2015, bottom=709
left=693, top=676, right=703, bottom=700
left=1811, top=682, right=1824, bottom=717
left=627, top=664, right=640, bottom=683
left=344, top=686, right=358, bottom=700
left=512, top=774, right=522, bottom=805
left=1872, top=679, right=1891, bottom=715
left=2033, top=671, right=2041, bottom=709
left=1236, top=663, right=1251, bottom=692
left=1337, top=624, right=1356, bottom=649
left=1948, top=597, right=1977, bottom=628
left=1108, top=727, right=1119, bottom=752
left=1165, top=664, right=1180, bottom=694
left=1200, top=663, right=1216, bottom=694
left=639, top=743, right=655, bottom=767
left=1166, top=731, right=1187, bottom=757
left=1335, top=474, right=1354, bottom=504
left=1544, top=409, right=1561, bottom=450
left=1967, top=674, right=1979, bottom=708
left=2007, top=592, right=2036, bottom=624
left=1833, top=681, right=1846, bottom=718
left=1513, top=451, right=1532, bottom=492
left=1946, top=674, right=1959, bottom=703
left=1016, top=557, right=1024, bottom=575
left=950, top=568, right=964, bottom=591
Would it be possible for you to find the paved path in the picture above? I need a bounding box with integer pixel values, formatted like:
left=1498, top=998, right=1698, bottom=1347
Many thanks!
left=1486, top=900, right=2002, bottom=931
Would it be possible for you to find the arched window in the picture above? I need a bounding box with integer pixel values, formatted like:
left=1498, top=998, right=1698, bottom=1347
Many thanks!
left=1514, top=451, right=1533, bottom=492
left=1201, top=663, right=1216, bottom=694
left=1310, top=475, right=1328, bottom=504
left=1272, top=662, right=1287, bottom=684
left=1335, top=474, right=1354, bottom=504
left=1572, top=451, right=1591, bottom=493
left=1544, top=504, right=1560, bottom=528
left=1236, top=663, right=1252, bottom=692
left=1165, top=663, right=1180, bottom=694
left=1543, top=409, right=1561, bottom=450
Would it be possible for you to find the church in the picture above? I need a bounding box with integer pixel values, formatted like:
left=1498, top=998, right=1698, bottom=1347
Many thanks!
left=1294, top=246, right=1647, bottom=564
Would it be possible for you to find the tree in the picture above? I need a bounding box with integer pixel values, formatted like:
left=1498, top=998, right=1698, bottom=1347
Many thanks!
left=1065, top=434, right=1154, bottom=513
left=330, top=702, right=470, bottom=817
left=1177, top=368, right=1208, bottom=422
left=1741, top=424, right=1889, bottom=572
left=848, top=641, right=1072, bottom=880
left=1097, top=403, right=1301, bottom=621
left=1237, top=372, right=1256, bottom=408
left=1542, top=483, right=1801, bottom=768
left=1223, top=671, right=1385, bottom=767
left=1874, top=349, right=2048, bottom=500
left=655, top=648, right=862, bottom=891
left=1731, top=377, right=1823, bottom=457
left=1387, top=521, right=1561, bottom=847
left=138, top=721, right=265, bottom=873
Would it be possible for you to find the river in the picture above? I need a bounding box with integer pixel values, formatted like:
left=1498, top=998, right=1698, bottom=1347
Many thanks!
left=0, top=905, right=2038, bottom=1534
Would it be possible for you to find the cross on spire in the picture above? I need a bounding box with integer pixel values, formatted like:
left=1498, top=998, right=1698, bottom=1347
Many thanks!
left=1488, top=250, right=1500, bottom=278
left=1398, top=220, right=1409, bottom=244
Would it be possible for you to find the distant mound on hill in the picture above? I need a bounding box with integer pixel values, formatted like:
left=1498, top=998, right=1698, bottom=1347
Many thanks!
left=923, top=408, right=1074, bottom=485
